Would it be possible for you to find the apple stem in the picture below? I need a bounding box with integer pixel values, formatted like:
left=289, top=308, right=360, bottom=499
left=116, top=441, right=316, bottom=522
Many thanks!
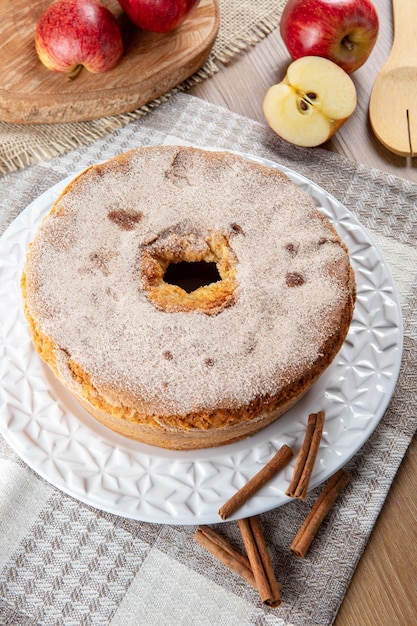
left=67, top=64, right=83, bottom=81
left=341, top=36, right=354, bottom=52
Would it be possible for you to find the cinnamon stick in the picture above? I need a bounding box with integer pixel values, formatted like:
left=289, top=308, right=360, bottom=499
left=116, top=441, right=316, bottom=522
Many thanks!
left=194, top=525, right=256, bottom=588
left=218, top=444, right=293, bottom=520
left=290, top=468, right=351, bottom=558
left=238, top=516, right=281, bottom=607
left=286, top=411, right=325, bottom=500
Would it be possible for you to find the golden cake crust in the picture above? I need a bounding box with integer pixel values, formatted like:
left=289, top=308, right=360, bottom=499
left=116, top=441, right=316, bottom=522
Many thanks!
left=21, top=146, right=356, bottom=449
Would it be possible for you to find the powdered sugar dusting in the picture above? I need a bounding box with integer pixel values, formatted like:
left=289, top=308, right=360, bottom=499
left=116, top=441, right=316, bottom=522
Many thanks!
left=24, top=147, right=352, bottom=416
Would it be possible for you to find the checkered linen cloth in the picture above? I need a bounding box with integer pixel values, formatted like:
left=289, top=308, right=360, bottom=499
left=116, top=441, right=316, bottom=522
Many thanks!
left=0, top=94, right=416, bottom=626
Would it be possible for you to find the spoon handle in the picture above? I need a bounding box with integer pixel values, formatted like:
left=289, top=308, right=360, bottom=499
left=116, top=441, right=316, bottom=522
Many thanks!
left=391, top=0, right=417, bottom=64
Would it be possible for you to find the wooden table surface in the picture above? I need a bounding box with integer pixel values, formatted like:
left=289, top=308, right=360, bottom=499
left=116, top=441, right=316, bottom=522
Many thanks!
left=190, top=1, right=416, bottom=624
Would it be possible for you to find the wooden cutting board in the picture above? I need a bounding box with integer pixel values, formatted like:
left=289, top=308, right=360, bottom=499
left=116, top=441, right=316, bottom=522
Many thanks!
left=0, top=0, right=219, bottom=124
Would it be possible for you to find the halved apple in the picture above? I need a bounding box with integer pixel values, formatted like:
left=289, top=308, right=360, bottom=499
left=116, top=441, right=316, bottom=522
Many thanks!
left=263, top=56, right=357, bottom=147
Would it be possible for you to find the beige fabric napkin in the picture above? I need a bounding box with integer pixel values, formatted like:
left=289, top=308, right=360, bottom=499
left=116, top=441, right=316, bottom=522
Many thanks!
left=0, top=0, right=286, bottom=175
left=0, top=93, right=416, bottom=626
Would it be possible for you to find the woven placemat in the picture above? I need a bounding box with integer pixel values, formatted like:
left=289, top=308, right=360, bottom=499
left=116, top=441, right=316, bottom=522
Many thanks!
left=0, top=0, right=286, bottom=176
left=0, top=93, right=416, bottom=626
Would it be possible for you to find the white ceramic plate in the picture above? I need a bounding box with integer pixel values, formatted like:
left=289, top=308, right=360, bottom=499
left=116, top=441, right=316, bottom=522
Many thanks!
left=0, top=151, right=403, bottom=525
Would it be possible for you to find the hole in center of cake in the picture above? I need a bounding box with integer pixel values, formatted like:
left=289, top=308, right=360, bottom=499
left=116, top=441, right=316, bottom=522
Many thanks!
left=140, top=230, right=239, bottom=315
left=163, top=261, right=221, bottom=294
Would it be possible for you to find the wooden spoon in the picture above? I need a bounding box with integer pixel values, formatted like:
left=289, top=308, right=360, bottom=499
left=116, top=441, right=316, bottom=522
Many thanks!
left=369, top=0, right=417, bottom=156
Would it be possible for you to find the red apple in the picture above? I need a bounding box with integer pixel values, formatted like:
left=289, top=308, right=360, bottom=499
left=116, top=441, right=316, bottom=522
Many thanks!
left=116, top=0, right=200, bottom=33
left=35, top=0, right=124, bottom=79
left=263, top=56, right=357, bottom=147
left=280, top=0, right=379, bottom=74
